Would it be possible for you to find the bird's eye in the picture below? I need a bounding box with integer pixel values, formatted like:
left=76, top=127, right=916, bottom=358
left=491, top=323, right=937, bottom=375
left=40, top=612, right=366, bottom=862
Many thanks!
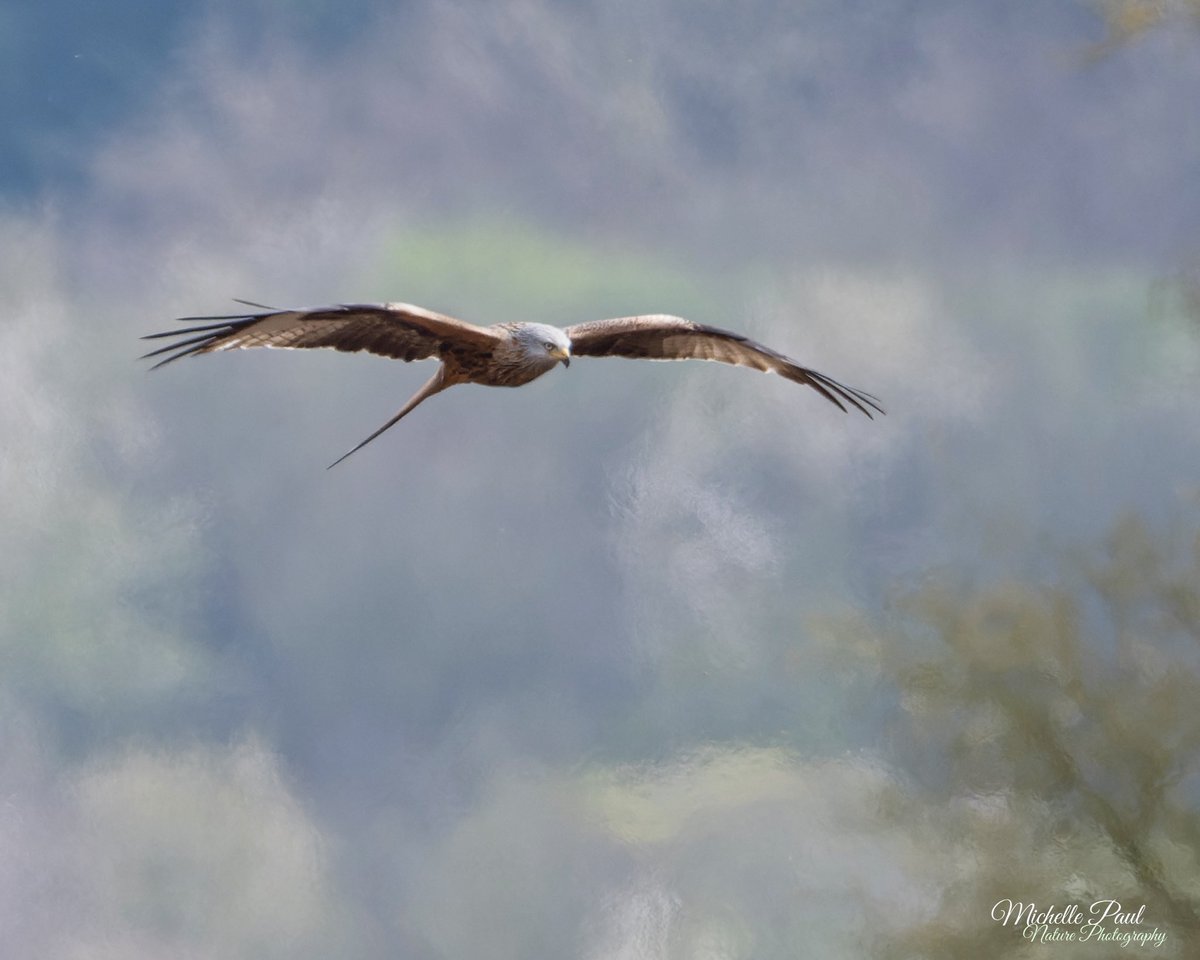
left=544, top=341, right=555, bottom=351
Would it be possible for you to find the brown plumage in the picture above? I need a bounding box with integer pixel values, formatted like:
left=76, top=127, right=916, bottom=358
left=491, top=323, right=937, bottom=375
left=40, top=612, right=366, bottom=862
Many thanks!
left=142, top=301, right=883, bottom=467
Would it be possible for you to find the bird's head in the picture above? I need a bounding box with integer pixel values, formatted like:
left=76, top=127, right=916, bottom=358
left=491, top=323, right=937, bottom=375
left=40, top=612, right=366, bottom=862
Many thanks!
left=516, top=323, right=572, bottom=368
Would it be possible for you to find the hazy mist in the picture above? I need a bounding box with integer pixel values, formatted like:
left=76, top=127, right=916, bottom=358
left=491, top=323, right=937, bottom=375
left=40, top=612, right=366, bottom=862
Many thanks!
left=3, top=1, right=1199, bottom=956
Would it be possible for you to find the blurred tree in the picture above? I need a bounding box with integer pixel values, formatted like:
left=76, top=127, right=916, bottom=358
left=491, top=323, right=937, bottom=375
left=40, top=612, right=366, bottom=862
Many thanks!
left=1152, top=256, right=1200, bottom=330
left=1086, top=0, right=1200, bottom=59
left=419, top=517, right=1200, bottom=958
left=1084, top=2, right=1200, bottom=329
left=820, top=515, right=1200, bottom=954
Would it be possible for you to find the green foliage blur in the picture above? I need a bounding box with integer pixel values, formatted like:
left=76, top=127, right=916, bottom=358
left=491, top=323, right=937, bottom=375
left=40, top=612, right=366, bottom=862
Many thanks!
left=4, top=0, right=1200, bottom=955
left=408, top=515, right=1200, bottom=957
left=815, top=515, right=1200, bottom=954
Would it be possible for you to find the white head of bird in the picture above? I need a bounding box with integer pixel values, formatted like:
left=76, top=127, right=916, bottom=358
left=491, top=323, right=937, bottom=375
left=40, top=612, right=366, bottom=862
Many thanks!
left=513, top=322, right=572, bottom=369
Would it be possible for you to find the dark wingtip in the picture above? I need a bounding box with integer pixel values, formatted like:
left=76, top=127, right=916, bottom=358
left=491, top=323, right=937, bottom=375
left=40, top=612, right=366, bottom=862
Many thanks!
left=140, top=314, right=260, bottom=369
left=804, top=370, right=885, bottom=418
left=232, top=298, right=279, bottom=311
left=141, top=346, right=202, bottom=370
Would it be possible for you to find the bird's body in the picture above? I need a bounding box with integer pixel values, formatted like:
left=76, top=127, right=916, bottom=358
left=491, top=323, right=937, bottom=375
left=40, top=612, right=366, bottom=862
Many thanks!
left=142, top=302, right=882, bottom=466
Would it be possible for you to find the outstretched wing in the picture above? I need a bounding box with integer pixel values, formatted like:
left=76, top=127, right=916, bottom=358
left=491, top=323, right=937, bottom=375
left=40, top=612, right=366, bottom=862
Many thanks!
left=564, top=315, right=883, bottom=417
left=141, top=302, right=502, bottom=369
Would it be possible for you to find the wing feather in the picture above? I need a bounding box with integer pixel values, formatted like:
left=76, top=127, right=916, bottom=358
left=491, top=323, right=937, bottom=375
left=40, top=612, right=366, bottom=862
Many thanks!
left=141, top=302, right=501, bottom=370
left=564, top=315, right=883, bottom=417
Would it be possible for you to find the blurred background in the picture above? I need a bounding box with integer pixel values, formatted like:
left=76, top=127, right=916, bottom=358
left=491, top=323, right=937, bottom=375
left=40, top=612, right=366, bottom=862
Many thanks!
left=2, top=1, right=1199, bottom=956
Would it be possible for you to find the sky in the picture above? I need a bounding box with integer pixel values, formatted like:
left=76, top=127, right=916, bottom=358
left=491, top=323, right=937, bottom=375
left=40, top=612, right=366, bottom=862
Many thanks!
left=2, top=1, right=1200, bottom=957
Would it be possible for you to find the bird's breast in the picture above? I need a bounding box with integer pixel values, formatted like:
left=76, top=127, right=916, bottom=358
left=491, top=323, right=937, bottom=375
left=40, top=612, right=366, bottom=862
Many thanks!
left=473, top=363, right=555, bottom=387
left=451, top=340, right=556, bottom=387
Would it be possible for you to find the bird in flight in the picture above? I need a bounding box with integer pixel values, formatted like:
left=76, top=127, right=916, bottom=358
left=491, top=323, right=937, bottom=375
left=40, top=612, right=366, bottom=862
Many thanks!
left=142, top=301, right=883, bottom=467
